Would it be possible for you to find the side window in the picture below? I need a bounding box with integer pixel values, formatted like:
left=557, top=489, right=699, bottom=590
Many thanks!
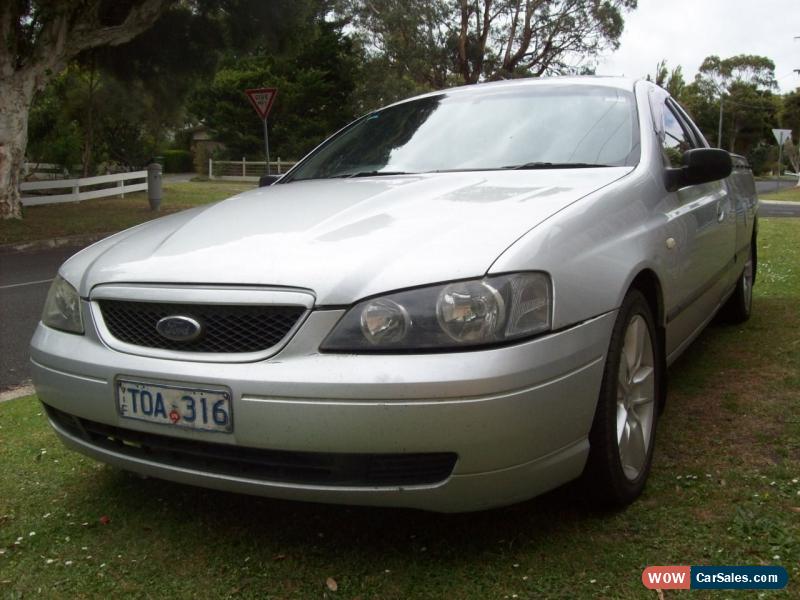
left=670, top=100, right=710, bottom=148
left=661, top=104, right=695, bottom=167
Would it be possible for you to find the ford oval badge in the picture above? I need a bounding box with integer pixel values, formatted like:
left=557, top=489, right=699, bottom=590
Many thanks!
left=156, top=315, right=203, bottom=342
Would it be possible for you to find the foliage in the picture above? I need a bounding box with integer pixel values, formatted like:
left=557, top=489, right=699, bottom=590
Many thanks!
left=781, top=89, right=800, bottom=139
left=23, top=0, right=327, bottom=173
left=647, top=59, right=685, bottom=100
left=746, top=142, right=774, bottom=176
left=0, top=0, right=313, bottom=219
left=675, top=54, right=779, bottom=154
left=1, top=0, right=171, bottom=219
left=162, top=150, right=193, bottom=173
left=189, top=21, right=360, bottom=160
left=697, top=54, right=778, bottom=91
left=25, top=73, right=83, bottom=172
left=338, top=0, right=638, bottom=92
left=780, top=89, right=800, bottom=174
left=26, top=65, right=164, bottom=172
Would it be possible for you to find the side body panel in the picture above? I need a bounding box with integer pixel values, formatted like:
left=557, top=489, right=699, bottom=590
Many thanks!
left=650, top=90, right=738, bottom=359
left=489, top=81, right=750, bottom=365
left=728, top=153, right=759, bottom=261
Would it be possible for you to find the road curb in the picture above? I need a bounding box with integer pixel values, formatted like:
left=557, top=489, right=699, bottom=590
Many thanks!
left=759, top=199, right=800, bottom=206
left=0, top=232, right=113, bottom=255
left=0, top=384, right=35, bottom=403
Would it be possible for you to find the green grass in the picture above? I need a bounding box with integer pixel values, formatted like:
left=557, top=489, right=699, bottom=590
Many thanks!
left=1, top=220, right=799, bottom=599
left=761, top=185, right=800, bottom=202
left=0, top=181, right=255, bottom=246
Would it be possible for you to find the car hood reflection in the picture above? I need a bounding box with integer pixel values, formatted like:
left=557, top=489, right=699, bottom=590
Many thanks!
left=65, top=169, right=632, bottom=304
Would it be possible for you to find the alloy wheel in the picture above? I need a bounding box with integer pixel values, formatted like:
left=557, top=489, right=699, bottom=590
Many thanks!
left=743, top=249, right=754, bottom=314
left=616, top=314, right=656, bottom=481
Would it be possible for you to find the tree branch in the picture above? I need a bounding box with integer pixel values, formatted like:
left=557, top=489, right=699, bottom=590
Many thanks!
left=0, top=2, right=16, bottom=78
left=68, top=0, right=170, bottom=55
left=473, top=0, right=492, bottom=82
left=28, top=0, right=171, bottom=83
left=456, top=0, right=472, bottom=83
left=502, top=0, right=523, bottom=68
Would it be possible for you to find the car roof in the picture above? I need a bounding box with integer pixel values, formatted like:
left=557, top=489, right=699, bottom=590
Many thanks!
left=382, top=76, right=640, bottom=110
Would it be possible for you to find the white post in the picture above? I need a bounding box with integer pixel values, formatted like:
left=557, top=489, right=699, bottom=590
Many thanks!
left=117, top=178, right=125, bottom=199
left=208, top=158, right=213, bottom=179
left=277, top=157, right=281, bottom=174
left=263, top=117, right=270, bottom=176
left=72, top=181, right=80, bottom=201
left=242, top=156, right=246, bottom=177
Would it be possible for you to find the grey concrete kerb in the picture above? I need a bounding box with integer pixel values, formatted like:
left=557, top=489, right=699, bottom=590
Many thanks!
left=0, top=231, right=112, bottom=255
left=0, top=383, right=35, bottom=403
left=759, top=199, right=800, bottom=206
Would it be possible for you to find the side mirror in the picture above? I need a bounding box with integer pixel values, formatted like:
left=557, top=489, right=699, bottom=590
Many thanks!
left=665, top=148, right=732, bottom=192
left=259, top=174, right=281, bottom=187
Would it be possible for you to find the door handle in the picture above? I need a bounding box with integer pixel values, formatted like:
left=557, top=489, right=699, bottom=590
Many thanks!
left=716, top=201, right=726, bottom=222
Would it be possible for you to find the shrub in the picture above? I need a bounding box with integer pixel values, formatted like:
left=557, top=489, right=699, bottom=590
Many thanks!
left=162, top=149, right=193, bottom=173
left=746, top=143, right=773, bottom=176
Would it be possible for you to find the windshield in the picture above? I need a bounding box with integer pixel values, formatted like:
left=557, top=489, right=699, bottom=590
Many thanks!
left=286, top=83, right=640, bottom=181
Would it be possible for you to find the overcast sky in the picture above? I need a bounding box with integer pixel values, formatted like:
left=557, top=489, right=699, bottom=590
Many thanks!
left=595, top=0, right=800, bottom=93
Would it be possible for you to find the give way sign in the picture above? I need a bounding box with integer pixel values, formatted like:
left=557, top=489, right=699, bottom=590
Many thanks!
left=245, top=88, right=278, bottom=120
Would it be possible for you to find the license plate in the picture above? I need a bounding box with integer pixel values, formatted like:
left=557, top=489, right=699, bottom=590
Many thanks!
left=116, top=379, right=233, bottom=433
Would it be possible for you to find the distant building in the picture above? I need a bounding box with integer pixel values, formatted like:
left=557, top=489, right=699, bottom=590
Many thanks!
left=188, top=124, right=226, bottom=174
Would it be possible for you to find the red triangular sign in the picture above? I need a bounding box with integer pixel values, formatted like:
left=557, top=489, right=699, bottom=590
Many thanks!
left=245, top=88, right=278, bottom=120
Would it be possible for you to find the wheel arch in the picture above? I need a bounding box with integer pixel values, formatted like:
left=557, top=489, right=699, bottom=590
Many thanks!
left=628, top=269, right=665, bottom=329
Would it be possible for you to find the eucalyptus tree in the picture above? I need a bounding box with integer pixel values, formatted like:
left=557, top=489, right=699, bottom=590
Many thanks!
left=338, top=0, right=637, bottom=95
left=1, top=1, right=170, bottom=219
left=1, top=0, right=304, bottom=219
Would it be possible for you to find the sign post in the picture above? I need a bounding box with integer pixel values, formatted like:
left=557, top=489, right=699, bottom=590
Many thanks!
left=772, top=128, right=792, bottom=192
left=245, top=88, right=278, bottom=175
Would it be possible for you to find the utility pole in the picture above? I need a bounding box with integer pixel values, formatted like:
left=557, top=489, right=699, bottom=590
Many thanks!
left=717, top=96, right=724, bottom=148
left=795, top=36, right=799, bottom=74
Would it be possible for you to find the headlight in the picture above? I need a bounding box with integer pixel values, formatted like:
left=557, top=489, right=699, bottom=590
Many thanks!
left=321, top=272, right=551, bottom=351
left=42, top=275, right=84, bottom=334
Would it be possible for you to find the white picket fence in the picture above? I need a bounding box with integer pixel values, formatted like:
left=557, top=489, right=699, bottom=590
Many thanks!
left=208, top=157, right=296, bottom=181
left=20, top=171, right=148, bottom=207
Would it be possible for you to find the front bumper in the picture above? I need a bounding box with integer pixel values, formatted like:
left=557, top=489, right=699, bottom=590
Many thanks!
left=31, top=306, right=616, bottom=512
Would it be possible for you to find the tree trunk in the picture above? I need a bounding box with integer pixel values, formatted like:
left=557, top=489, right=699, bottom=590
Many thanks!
left=0, top=75, right=35, bottom=220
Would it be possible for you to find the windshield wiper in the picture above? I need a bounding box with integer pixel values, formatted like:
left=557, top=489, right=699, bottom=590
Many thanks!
left=502, top=162, right=611, bottom=170
left=330, top=170, right=413, bottom=178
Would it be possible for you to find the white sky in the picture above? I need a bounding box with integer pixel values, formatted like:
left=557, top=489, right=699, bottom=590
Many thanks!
left=595, top=0, right=800, bottom=93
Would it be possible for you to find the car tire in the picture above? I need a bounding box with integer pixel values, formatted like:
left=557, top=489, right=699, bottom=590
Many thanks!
left=582, top=289, right=662, bottom=507
left=718, top=240, right=755, bottom=324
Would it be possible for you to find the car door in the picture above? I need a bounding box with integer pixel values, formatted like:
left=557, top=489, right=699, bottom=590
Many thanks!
left=654, top=94, right=737, bottom=360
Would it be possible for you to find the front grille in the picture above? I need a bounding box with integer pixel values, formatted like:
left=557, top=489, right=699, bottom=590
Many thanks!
left=45, top=405, right=457, bottom=487
left=98, top=300, right=305, bottom=353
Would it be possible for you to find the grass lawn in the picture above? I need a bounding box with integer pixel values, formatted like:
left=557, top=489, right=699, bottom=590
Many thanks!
left=761, top=186, right=800, bottom=203
left=0, top=181, right=255, bottom=246
left=1, top=219, right=798, bottom=598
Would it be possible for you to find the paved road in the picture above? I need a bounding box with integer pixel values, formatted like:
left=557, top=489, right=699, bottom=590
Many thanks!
left=755, top=179, right=797, bottom=194
left=0, top=245, right=84, bottom=391
left=163, top=172, right=196, bottom=184
left=1, top=196, right=799, bottom=392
